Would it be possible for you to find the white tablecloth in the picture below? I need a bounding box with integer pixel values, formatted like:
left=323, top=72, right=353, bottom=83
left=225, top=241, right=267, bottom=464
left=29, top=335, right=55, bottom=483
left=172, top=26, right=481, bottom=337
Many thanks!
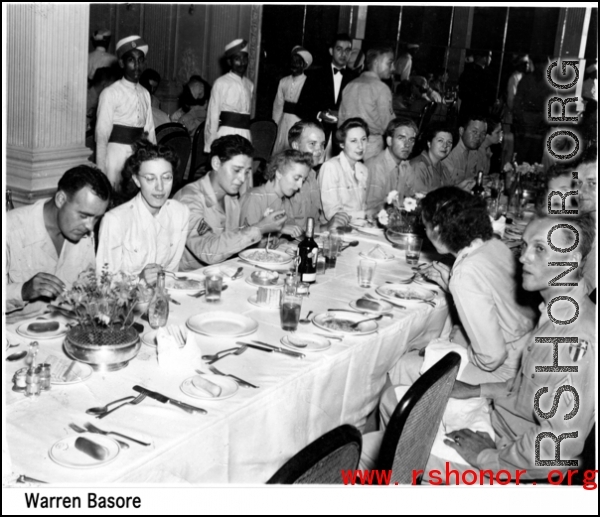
left=4, top=231, right=449, bottom=484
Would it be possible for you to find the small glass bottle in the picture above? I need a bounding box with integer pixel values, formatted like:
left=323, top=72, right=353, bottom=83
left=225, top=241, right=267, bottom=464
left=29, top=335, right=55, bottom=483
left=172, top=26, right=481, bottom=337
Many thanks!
left=6, top=189, right=15, bottom=211
left=148, top=270, right=169, bottom=329
left=38, top=363, right=52, bottom=391
left=471, top=170, right=485, bottom=199
left=25, top=367, right=41, bottom=397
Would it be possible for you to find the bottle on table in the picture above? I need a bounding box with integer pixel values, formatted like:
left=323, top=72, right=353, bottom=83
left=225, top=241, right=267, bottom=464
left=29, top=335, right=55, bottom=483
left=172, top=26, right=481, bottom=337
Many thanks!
left=148, top=269, right=169, bottom=329
left=508, top=167, right=524, bottom=219
left=471, top=170, right=485, bottom=199
left=6, top=189, right=15, bottom=211
left=297, top=217, right=318, bottom=284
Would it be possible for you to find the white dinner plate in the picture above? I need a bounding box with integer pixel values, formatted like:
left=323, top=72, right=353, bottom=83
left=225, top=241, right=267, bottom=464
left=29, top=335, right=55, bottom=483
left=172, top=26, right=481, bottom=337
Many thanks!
left=312, top=311, right=378, bottom=336
left=180, top=374, right=238, bottom=401
left=280, top=332, right=331, bottom=352
left=186, top=311, right=259, bottom=338
left=349, top=298, right=394, bottom=314
left=238, top=249, right=293, bottom=268
left=376, top=284, right=437, bottom=305
left=350, top=220, right=383, bottom=236
left=164, top=273, right=205, bottom=293
left=49, top=433, right=120, bottom=469
left=16, top=320, right=69, bottom=340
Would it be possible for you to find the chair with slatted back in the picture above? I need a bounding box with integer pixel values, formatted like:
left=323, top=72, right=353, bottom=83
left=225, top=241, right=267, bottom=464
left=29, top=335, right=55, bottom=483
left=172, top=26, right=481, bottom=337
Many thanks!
left=156, top=122, right=187, bottom=144
left=418, top=101, right=437, bottom=133
left=374, top=352, right=461, bottom=485
left=267, top=424, right=362, bottom=484
left=159, top=131, right=192, bottom=196
left=189, top=121, right=209, bottom=182
left=250, top=119, right=278, bottom=163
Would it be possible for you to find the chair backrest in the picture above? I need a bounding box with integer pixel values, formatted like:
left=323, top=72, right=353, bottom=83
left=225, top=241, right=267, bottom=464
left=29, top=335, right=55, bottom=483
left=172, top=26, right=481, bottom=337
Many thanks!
left=250, top=119, right=278, bottom=162
left=377, top=352, right=461, bottom=484
left=156, top=122, right=187, bottom=144
left=418, top=101, right=437, bottom=133
left=189, top=121, right=208, bottom=180
left=159, top=131, right=192, bottom=195
left=267, top=424, right=362, bottom=484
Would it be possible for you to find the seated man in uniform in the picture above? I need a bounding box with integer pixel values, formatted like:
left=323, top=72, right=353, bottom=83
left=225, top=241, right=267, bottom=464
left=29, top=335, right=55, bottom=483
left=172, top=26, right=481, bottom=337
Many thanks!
left=6, top=165, right=112, bottom=321
left=443, top=115, right=487, bottom=189
left=174, top=135, right=285, bottom=269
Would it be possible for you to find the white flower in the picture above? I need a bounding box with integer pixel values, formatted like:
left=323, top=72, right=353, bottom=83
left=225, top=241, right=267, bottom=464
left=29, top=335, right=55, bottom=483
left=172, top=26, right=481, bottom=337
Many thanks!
left=386, top=190, right=399, bottom=205
left=517, top=162, right=532, bottom=174
left=377, top=209, right=389, bottom=226
left=403, top=197, right=417, bottom=212
left=503, top=162, right=513, bottom=172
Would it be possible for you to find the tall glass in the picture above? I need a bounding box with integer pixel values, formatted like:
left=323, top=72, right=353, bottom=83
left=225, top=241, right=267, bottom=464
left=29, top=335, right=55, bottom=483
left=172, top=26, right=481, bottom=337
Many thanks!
left=280, top=294, right=302, bottom=331
left=405, top=236, right=423, bottom=265
left=325, top=230, right=342, bottom=270
left=205, top=273, right=223, bottom=303
left=148, top=271, right=169, bottom=328
left=358, top=259, right=376, bottom=288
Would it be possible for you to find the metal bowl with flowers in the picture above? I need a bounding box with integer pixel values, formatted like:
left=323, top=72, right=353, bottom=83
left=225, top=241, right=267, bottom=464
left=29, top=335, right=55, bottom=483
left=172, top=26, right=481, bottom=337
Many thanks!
left=378, top=191, right=425, bottom=249
left=57, top=265, right=145, bottom=371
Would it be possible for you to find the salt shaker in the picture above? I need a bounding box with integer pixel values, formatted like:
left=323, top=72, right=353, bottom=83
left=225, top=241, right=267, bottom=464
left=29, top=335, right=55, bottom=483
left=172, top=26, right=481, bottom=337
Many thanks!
left=38, top=363, right=52, bottom=391
left=25, top=367, right=41, bottom=397
left=12, top=367, right=28, bottom=393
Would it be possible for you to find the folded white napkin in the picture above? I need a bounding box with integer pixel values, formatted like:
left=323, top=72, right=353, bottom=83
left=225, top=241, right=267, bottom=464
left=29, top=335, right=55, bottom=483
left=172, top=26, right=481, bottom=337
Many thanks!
left=366, top=245, right=393, bottom=260
left=420, top=338, right=469, bottom=381
left=156, top=327, right=201, bottom=371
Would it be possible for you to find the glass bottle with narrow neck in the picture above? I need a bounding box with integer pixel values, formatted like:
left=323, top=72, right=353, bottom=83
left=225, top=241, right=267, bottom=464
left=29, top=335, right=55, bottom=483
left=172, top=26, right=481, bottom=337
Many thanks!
left=297, top=217, right=318, bottom=284
left=148, top=270, right=169, bottom=329
left=471, top=170, right=485, bottom=198
left=6, top=189, right=14, bottom=211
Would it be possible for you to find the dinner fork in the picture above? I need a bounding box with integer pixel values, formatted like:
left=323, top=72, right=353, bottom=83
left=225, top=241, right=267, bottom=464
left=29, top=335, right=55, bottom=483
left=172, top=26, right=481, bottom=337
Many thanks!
left=207, top=365, right=259, bottom=389
left=84, top=422, right=151, bottom=446
left=203, top=345, right=247, bottom=365
left=163, top=270, right=190, bottom=281
left=349, top=314, right=384, bottom=329
left=96, top=393, right=147, bottom=419
left=187, top=285, right=229, bottom=298
left=69, top=423, right=130, bottom=449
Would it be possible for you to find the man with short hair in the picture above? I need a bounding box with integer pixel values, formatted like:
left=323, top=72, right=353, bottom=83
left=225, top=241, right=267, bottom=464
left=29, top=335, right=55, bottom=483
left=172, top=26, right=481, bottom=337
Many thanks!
left=458, top=50, right=495, bottom=125
left=339, top=46, right=396, bottom=161
left=576, top=145, right=597, bottom=296
left=443, top=116, right=487, bottom=189
left=88, top=29, right=117, bottom=81
left=365, top=118, right=417, bottom=214
left=204, top=39, right=254, bottom=153
left=95, top=35, right=156, bottom=189
left=174, top=135, right=285, bottom=269
left=296, top=33, right=356, bottom=160
left=287, top=120, right=351, bottom=230
left=6, top=165, right=112, bottom=321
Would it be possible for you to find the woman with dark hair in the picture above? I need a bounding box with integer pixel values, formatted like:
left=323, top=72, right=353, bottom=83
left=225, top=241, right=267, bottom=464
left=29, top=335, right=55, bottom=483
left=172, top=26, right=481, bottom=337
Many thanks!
left=240, top=149, right=314, bottom=240
left=318, top=117, right=370, bottom=220
left=395, top=186, right=537, bottom=385
left=96, top=140, right=189, bottom=284
left=173, top=135, right=286, bottom=268
left=408, top=123, right=454, bottom=194
left=272, top=47, right=312, bottom=154
left=171, top=75, right=210, bottom=135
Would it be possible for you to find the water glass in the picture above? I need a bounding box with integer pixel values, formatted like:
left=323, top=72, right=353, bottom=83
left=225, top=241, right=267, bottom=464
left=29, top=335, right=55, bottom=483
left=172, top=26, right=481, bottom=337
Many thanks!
left=205, top=273, right=223, bottom=302
left=280, top=294, right=303, bottom=331
left=316, top=253, right=327, bottom=275
left=358, top=259, right=376, bottom=288
left=326, top=230, right=342, bottom=270
left=405, top=236, right=423, bottom=266
left=284, top=272, right=299, bottom=296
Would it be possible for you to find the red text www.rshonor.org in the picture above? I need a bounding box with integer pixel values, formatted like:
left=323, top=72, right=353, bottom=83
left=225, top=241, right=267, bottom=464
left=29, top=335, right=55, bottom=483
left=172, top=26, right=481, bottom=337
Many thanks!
left=340, top=467, right=598, bottom=489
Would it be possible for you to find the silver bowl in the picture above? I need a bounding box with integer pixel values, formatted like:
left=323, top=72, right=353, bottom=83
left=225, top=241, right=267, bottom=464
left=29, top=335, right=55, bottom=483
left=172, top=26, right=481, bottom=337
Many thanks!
left=385, top=229, right=419, bottom=250
left=64, top=326, right=141, bottom=372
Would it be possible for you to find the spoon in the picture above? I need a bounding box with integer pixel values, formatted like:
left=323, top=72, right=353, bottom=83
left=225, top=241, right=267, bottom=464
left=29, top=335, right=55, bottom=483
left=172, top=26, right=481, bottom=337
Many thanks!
left=340, top=240, right=359, bottom=251
left=86, top=396, right=136, bottom=416
left=298, top=310, right=313, bottom=324
left=349, top=314, right=384, bottom=329
left=6, top=351, right=27, bottom=362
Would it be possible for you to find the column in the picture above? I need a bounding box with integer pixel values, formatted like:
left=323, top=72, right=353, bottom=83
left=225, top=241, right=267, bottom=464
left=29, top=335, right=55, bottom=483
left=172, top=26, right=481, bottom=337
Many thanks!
left=447, top=6, right=474, bottom=83
left=6, top=4, right=91, bottom=206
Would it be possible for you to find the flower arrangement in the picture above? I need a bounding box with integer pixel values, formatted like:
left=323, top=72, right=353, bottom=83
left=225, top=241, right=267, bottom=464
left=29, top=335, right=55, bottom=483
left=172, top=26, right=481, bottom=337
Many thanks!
left=57, top=265, right=151, bottom=330
left=377, top=191, right=425, bottom=233
left=503, top=161, right=544, bottom=176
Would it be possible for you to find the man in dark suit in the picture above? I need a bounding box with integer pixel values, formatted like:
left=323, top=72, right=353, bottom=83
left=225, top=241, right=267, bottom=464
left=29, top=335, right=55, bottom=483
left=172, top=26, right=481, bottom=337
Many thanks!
left=296, top=33, right=356, bottom=159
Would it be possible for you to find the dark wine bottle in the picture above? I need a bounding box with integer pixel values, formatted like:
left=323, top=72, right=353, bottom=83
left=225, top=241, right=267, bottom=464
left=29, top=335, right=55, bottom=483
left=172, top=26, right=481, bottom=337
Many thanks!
left=297, top=217, right=318, bottom=284
left=471, top=170, right=485, bottom=198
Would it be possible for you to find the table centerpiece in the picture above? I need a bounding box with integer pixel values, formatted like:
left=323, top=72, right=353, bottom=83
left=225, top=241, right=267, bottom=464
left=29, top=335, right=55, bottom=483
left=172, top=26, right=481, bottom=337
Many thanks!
left=378, top=191, right=425, bottom=249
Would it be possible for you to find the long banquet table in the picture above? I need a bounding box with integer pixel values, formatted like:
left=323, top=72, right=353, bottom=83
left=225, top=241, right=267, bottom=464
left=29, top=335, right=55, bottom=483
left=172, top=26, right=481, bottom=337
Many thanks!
left=4, top=230, right=449, bottom=484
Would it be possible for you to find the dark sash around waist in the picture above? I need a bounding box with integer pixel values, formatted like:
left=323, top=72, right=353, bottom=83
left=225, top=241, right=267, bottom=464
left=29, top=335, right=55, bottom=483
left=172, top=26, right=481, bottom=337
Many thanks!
left=219, top=111, right=251, bottom=130
left=108, top=125, right=144, bottom=145
left=283, top=101, right=298, bottom=116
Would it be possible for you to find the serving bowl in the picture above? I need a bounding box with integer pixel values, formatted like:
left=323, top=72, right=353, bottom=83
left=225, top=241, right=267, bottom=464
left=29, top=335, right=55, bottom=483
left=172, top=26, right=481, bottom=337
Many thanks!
left=385, top=229, right=419, bottom=250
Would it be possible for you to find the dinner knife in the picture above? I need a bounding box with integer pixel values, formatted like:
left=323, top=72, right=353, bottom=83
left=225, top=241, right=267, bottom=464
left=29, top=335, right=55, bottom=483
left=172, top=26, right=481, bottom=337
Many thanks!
left=235, top=341, right=274, bottom=353
left=250, top=340, right=305, bottom=359
left=132, top=386, right=207, bottom=414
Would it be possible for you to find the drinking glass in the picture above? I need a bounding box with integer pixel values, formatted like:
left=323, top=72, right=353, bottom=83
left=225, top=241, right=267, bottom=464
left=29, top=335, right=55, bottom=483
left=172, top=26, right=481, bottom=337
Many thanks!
left=326, top=230, right=342, bottom=270
left=405, top=236, right=423, bottom=266
left=358, top=259, right=376, bottom=288
left=280, top=294, right=303, bottom=331
left=205, top=273, right=223, bottom=303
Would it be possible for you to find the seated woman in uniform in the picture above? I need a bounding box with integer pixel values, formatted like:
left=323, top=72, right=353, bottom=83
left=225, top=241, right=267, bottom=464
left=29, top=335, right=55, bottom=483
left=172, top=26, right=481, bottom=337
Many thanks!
left=96, top=140, right=189, bottom=285
left=393, top=187, right=537, bottom=386
left=408, top=123, right=454, bottom=193
left=240, top=149, right=314, bottom=241
left=318, top=117, right=370, bottom=221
